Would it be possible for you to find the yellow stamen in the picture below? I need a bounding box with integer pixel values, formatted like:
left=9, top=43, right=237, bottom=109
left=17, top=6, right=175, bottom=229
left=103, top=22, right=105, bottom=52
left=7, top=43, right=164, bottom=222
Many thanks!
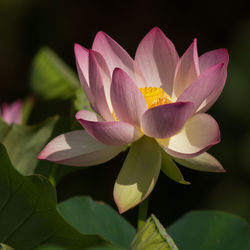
left=112, top=87, right=172, bottom=120
left=139, top=87, right=173, bottom=109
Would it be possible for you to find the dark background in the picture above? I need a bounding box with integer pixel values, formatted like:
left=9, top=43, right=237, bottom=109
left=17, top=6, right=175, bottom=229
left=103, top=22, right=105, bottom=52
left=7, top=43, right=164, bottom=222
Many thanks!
left=1, top=0, right=250, bottom=227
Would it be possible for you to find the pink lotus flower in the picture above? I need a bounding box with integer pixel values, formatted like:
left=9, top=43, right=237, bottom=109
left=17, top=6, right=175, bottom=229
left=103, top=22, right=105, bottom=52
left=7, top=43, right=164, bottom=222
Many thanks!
left=0, top=100, right=22, bottom=125
left=38, top=27, right=228, bottom=213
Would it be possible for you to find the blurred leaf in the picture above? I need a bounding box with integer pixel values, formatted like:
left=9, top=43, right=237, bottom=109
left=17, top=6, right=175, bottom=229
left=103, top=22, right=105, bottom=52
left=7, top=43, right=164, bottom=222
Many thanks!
left=130, top=214, right=178, bottom=250
left=30, top=47, right=79, bottom=100
left=58, top=196, right=136, bottom=249
left=0, top=143, right=110, bottom=250
left=0, top=243, right=14, bottom=250
left=21, top=97, right=35, bottom=125
left=2, top=116, right=59, bottom=175
left=73, top=87, right=92, bottom=112
left=167, top=210, right=250, bottom=250
left=0, top=118, right=10, bottom=141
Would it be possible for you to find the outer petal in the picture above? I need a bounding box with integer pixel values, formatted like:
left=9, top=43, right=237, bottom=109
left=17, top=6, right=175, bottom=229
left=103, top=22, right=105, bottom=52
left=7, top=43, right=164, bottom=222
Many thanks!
left=89, top=50, right=113, bottom=121
left=177, top=63, right=225, bottom=112
left=92, top=31, right=145, bottom=87
left=38, top=130, right=123, bottom=166
left=114, top=137, right=161, bottom=213
left=111, top=68, right=147, bottom=126
left=173, top=39, right=200, bottom=98
left=173, top=152, right=225, bottom=172
left=135, top=27, right=179, bottom=94
left=74, top=44, right=93, bottom=105
left=161, top=149, right=190, bottom=184
left=141, top=102, right=195, bottom=139
left=199, top=48, right=229, bottom=73
left=158, top=113, right=220, bottom=159
left=197, top=49, right=229, bottom=112
left=76, top=110, right=142, bottom=146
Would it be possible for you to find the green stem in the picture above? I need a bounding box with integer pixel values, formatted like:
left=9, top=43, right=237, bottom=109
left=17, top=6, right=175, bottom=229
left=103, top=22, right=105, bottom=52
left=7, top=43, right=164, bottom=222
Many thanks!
left=137, top=197, right=149, bottom=230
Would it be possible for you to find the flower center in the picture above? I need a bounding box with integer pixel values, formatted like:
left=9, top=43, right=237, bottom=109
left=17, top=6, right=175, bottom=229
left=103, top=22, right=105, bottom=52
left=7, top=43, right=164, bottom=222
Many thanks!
left=139, top=87, right=173, bottom=109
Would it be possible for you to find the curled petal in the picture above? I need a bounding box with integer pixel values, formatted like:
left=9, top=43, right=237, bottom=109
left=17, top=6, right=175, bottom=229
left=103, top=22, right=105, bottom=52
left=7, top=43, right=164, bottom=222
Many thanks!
left=76, top=110, right=142, bottom=146
left=158, top=113, right=220, bottom=158
left=111, top=68, right=147, bottom=126
left=173, top=39, right=200, bottom=98
left=135, top=27, right=179, bottom=94
left=114, top=137, right=161, bottom=213
left=89, top=50, right=113, bottom=120
left=92, top=31, right=145, bottom=87
left=177, top=63, right=225, bottom=112
left=141, top=102, right=195, bottom=139
left=74, top=44, right=93, bottom=105
left=173, top=152, right=225, bottom=172
left=199, top=48, right=229, bottom=73
left=38, top=130, right=123, bottom=166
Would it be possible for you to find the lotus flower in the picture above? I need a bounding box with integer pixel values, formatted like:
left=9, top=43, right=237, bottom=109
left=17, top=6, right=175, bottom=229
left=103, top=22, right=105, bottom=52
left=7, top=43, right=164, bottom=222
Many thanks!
left=0, top=100, right=22, bottom=125
left=38, top=27, right=228, bottom=213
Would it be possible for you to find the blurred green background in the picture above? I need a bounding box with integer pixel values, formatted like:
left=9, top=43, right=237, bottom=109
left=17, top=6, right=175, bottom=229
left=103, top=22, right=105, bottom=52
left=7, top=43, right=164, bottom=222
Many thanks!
left=0, top=0, right=250, bottom=227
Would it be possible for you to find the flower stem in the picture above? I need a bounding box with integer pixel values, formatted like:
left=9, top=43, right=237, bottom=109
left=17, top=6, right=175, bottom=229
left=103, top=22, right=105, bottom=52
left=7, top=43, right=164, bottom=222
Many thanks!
left=137, top=197, right=149, bottom=230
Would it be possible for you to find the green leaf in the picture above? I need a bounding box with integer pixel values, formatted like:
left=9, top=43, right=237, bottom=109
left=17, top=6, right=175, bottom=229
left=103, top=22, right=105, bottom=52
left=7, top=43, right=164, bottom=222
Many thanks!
left=30, top=47, right=79, bottom=100
left=2, top=116, right=59, bottom=175
left=58, top=196, right=136, bottom=249
left=167, top=210, right=250, bottom=250
left=0, top=118, right=10, bottom=142
left=130, top=214, right=178, bottom=250
left=0, top=143, right=110, bottom=249
left=161, top=150, right=190, bottom=184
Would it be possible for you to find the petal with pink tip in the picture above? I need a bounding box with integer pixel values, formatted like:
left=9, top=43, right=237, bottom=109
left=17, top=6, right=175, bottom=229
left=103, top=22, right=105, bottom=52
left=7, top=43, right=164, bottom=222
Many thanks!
left=177, top=63, right=225, bottom=112
left=135, top=27, right=179, bottom=94
left=199, top=49, right=229, bottom=73
left=89, top=50, right=113, bottom=121
left=141, top=102, right=195, bottom=139
left=197, top=64, right=228, bottom=113
left=158, top=113, right=220, bottom=159
left=111, top=68, right=147, bottom=126
left=74, top=44, right=93, bottom=104
left=92, top=31, right=145, bottom=88
left=173, top=39, right=200, bottom=98
left=114, top=136, right=161, bottom=213
left=173, top=152, right=225, bottom=172
left=38, top=130, right=123, bottom=166
left=76, top=110, right=142, bottom=146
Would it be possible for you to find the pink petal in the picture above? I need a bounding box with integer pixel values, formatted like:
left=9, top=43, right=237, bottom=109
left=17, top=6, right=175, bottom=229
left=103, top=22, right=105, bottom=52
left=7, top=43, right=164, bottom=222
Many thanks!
left=2, top=100, right=22, bottom=124
left=135, top=27, right=179, bottom=94
left=173, top=39, right=200, bottom=98
left=177, top=63, right=225, bottom=112
left=198, top=65, right=228, bottom=113
left=89, top=50, right=113, bottom=121
left=76, top=110, right=142, bottom=146
left=92, top=31, right=145, bottom=88
left=158, top=113, right=220, bottom=158
left=199, top=48, right=229, bottom=73
left=74, top=44, right=93, bottom=105
left=38, top=130, right=123, bottom=166
left=141, top=102, right=195, bottom=139
left=110, top=68, right=147, bottom=126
